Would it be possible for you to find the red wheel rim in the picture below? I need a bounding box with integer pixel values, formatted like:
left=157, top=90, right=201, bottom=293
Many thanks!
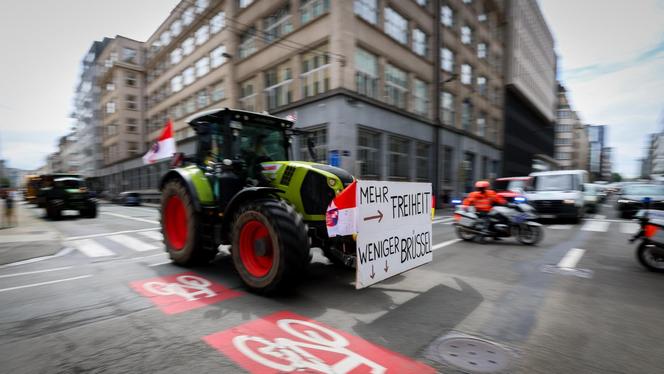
left=164, top=195, right=188, bottom=250
left=239, top=220, right=274, bottom=277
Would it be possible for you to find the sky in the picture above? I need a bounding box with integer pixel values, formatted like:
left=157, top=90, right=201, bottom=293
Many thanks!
left=540, top=0, right=664, bottom=178
left=0, top=1, right=663, bottom=178
left=0, top=0, right=179, bottom=171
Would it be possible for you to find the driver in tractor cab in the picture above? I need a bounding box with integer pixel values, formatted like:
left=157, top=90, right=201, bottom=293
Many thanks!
left=463, top=180, right=507, bottom=235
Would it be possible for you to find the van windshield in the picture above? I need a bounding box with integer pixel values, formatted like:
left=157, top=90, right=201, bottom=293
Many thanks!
left=534, top=174, right=575, bottom=191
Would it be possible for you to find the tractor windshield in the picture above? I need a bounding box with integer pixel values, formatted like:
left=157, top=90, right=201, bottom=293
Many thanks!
left=235, top=122, right=287, bottom=162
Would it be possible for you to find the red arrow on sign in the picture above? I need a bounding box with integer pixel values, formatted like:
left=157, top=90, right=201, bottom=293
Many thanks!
left=363, top=210, right=384, bottom=223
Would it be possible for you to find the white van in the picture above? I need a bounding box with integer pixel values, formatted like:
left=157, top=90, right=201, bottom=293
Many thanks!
left=526, top=170, right=588, bottom=222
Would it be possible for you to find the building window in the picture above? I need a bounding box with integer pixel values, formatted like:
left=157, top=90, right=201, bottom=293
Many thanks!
left=442, top=146, right=453, bottom=183
left=160, top=32, right=171, bottom=47
left=185, top=96, right=196, bottom=114
left=182, top=37, right=195, bottom=56
left=384, top=64, right=407, bottom=109
left=125, top=72, right=137, bottom=87
left=389, top=136, right=410, bottom=180
left=412, top=28, right=428, bottom=57
left=195, top=0, right=209, bottom=13
left=416, top=142, right=431, bottom=181
left=183, top=67, right=195, bottom=86
left=128, top=142, right=138, bottom=155
left=477, top=76, right=487, bottom=96
left=384, top=7, right=408, bottom=44
left=197, top=89, right=209, bottom=109
left=170, top=19, right=182, bottom=37
left=478, top=13, right=487, bottom=22
left=357, top=128, right=381, bottom=179
left=300, top=0, right=329, bottom=24
left=441, top=48, right=454, bottom=72
left=355, top=48, right=378, bottom=98
left=416, top=0, right=428, bottom=5
left=477, top=43, right=487, bottom=59
left=441, top=91, right=455, bottom=126
left=300, top=127, right=327, bottom=162
left=460, top=64, right=472, bottom=85
left=182, top=7, right=195, bottom=25
left=477, top=113, right=486, bottom=137
left=354, top=0, right=377, bottom=24
left=210, top=11, right=225, bottom=33
left=171, top=75, right=183, bottom=93
left=239, top=0, right=254, bottom=8
left=413, top=79, right=428, bottom=116
left=107, top=123, right=117, bottom=137
left=265, top=63, right=293, bottom=110
left=239, top=80, right=256, bottom=111
left=461, top=99, right=473, bottom=130
left=239, top=28, right=257, bottom=59
left=264, top=5, right=293, bottom=43
left=195, top=25, right=210, bottom=46
left=106, top=102, right=116, bottom=114
left=461, top=25, right=473, bottom=45
left=171, top=48, right=183, bottom=65
left=301, top=48, right=330, bottom=98
left=195, top=56, right=210, bottom=77
left=210, top=45, right=227, bottom=68
left=105, top=82, right=115, bottom=92
left=172, top=103, right=183, bottom=119
left=211, top=81, right=225, bottom=102
left=126, top=95, right=137, bottom=110
left=441, top=5, right=454, bottom=27
left=122, top=48, right=137, bottom=63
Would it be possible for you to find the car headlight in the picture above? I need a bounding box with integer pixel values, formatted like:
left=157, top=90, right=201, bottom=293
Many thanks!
left=563, top=199, right=575, bottom=204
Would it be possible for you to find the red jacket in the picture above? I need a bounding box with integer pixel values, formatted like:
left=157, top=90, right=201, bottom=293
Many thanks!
left=463, top=190, right=507, bottom=212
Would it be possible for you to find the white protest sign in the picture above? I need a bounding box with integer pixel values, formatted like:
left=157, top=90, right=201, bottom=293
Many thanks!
left=355, top=180, right=433, bottom=289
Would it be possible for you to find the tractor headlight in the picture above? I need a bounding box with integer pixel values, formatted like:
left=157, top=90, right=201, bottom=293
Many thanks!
left=563, top=199, right=575, bottom=204
left=327, top=178, right=337, bottom=188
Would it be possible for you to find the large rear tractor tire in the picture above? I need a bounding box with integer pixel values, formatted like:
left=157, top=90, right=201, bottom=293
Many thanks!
left=161, top=180, right=216, bottom=266
left=231, top=198, right=310, bottom=294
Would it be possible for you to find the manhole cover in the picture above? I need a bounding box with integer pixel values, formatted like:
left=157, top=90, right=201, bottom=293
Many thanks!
left=433, top=336, right=511, bottom=373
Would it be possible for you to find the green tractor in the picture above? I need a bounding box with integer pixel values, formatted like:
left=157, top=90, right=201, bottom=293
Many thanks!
left=160, top=108, right=355, bottom=294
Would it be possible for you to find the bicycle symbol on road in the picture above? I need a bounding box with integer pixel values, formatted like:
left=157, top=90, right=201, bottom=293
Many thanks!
left=232, top=318, right=386, bottom=373
left=142, top=274, right=216, bottom=301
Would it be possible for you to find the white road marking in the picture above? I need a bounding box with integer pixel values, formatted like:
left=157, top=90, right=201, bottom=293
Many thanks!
left=71, top=239, right=116, bottom=257
left=148, top=260, right=172, bottom=267
left=107, top=234, right=160, bottom=252
left=432, top=239, right=462, bottom=251
left=0, top=266, right=73, bottom=279
left=65, top=227, right=160, bottom=241
left=139, top=230, right=163, bottom=241
left=581, top=220, right=610, bottom=232
left=548, top=224, right=573, bottom=230
left=557, top=248, right=586, bottom=269
left=433, top=217, right=454, bottom=224
left=602, top=204, right=612, bottom=208
left=593, top=214, right=606, bottom=220
left=101, top=211, right=159, bottom=224
left=0, top=275, right=92, bottom=293
left=620, top=222, right=640, bottom=234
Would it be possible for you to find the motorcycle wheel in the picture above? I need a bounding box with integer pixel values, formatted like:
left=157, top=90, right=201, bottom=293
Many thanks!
left=518, top=225, right=543, bottom=245
left=456, top=226, right=476, bottom=241
left=636, top=242, right=664, bottom=272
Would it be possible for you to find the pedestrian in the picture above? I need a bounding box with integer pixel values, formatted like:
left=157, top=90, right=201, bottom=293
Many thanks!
left=3, top=190, right=16, bottom=228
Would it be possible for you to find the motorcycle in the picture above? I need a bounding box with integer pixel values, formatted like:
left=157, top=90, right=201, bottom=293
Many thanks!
left=630, top=199, right=664, bottom=272
left=453, top=197, right=543, bottom=245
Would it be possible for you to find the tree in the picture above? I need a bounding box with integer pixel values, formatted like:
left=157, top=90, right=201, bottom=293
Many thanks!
left=611, top=173, right=622, bottom=182
left=0, top=177, right=10, bottom=188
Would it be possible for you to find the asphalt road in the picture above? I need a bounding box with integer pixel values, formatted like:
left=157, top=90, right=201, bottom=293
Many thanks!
left=1, top=199, right=663, bottom=373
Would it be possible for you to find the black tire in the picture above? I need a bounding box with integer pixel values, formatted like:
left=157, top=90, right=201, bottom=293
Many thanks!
left=231, top=198, right=310, bottom=294
left=161, top=180, right=216, bottom=266
left=456, top=226, right=476, bottom=241
left=46, top=201, right=61, bottom=220
left=518, top=225, right=543, bottom=245
left=636, top=242, right=664, bottom=272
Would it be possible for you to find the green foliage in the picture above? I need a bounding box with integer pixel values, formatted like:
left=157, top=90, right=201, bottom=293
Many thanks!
left=611, top=173, right=622, bottom=182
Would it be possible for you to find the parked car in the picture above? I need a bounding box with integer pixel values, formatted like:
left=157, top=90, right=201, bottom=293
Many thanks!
left=118, top=191, right=142, bottom=206
left=525, top=170, right=588, bottom=222
left=616, top=184, right=664, bottom=218
left=494, top=177, right=531, bottom=202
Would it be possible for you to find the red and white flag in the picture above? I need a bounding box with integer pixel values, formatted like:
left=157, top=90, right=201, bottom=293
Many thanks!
left=143, top=119, right=176, bottom=164
left=326, top=180, right=357, bottom=237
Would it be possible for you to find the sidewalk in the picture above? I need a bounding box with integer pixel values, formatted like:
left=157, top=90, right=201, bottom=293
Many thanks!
left=0, top=201, right=64, bottom=265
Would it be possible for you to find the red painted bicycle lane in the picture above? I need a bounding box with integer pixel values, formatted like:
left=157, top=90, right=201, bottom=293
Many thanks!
left=203, top=311, right=437, bottom=374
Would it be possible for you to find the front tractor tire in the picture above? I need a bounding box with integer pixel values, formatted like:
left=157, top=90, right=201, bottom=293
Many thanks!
left=231, top=198, right=310, bottom=294
left=161, top=180, right=216, bottom=265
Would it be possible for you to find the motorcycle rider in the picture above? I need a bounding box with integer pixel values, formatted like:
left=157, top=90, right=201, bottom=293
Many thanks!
left=463, top=180, right=507, bottom=236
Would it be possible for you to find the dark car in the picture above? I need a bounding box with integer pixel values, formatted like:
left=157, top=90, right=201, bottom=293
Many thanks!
left=40, top=177, right=97, bottom=220
left=119, top=192, right=142, bottom=206
left=616, top=184, right=664, bottom=218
